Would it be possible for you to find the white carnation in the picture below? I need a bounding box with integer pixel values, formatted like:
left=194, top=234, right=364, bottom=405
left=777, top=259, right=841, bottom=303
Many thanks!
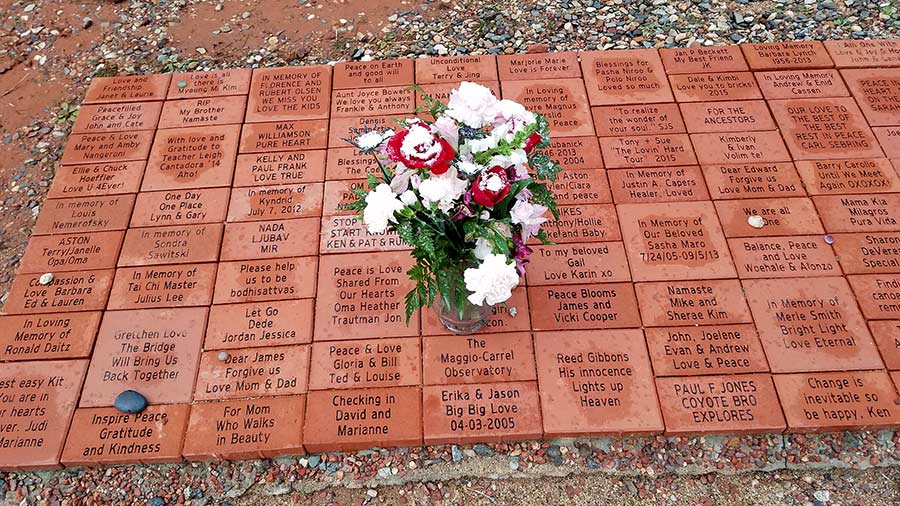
left=363, top=184, right=405, bottom=234
left=356, top=131, right=387, bottom=151
left=416, top=167, right=468, bottom=212
left=446, top=82, right=500, bottom=128
left=399, top=190, right=418, bottom=206
left=464, top=253, right=520, bottom=306
left=495, top=99, right=536, bottom=127
left=457, top=160, right=485, bottom=176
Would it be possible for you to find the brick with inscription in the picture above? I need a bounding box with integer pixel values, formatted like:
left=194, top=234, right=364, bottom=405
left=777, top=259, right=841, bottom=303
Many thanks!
left=841, top=68, right=900, bottom=126
left=715, top=197, right=825, bottom=238
left=538, top=204, right=621, bottom=244
left=226, top=183, right=324, bottom=222
left=824, top=39, right=900, bottom=68
left=774, top=371, right=900, bottom=432
left=812, top=194, right=900, bottom=233
left=534, top=329, right=663, bottom=437
left=755, top=69, right=849, bottom=100
left=18, top=230, right=123, bottom=273
left=131, top=188, right=230, bottom=227
left=609, top=165, right=709, bottom=203
left=869, top=321, right=900, bottom=369
left=309, top=337, right=421, bottom=390
left=796, top=158, right=900, bottom=195
left=423, top=381, right=542, bottom=444
left=415, top=55, right=498, bottom=84
left=646, top=324, right=769, bottom=376
left=72, top=102, right=162, bottom=134
left=422, top=332, right=535, bottom=385
left=331, top=87, right=415, bottom=118
left=873, top=127, right=900, bottom=158
left=48, top=160, right=145, bottom=198
left=728, top=236, right=840, bottom=279
left=320, top=216, right=409, bottom=254
left=246, top=65, right=331, bottom=122
left=660, top=46, right=749, bottom=74
left=334, top=59, right=414, bottom=89
left=769, top=98, right=883, bottom=160
left=2, top=269, right=113, bottom=315
left=600, top=134, right=696, bottom=168
left=498, top=52, right=580, bottom=80
left=84, top=74, right=170, bottom=104
left=205, top=299, right=313, bottom=350
left=415, top=81, right=502, bottom=110
left=580, top=49, right=673, bottom=105
left=323, top=180, right=366, bottom=216
left=592, top=103, right=685, bottom=137
left=528, top=242, right=630, bottom=286
left=691, top=131, right=791, bottom=165
left=315, top=252, right=418, bottom=340
left=143, top=125, right=239, bottom=190
left=183, top=395, right=305, bottom=460
left=61, top=131, right=154, bottom=165
left=848, top=274, right=900, bottom=319
left=743, top=277, right=884, bottom=373
left=528, top=283, right=640, bottom=331
left=0, top=359, right=87, bottom=470
left=61, top=405, right=189, bottom=465
left=80, top=307, right=205, bottom=407
left=34, top=194, right=134, bottom=236
left=158, top=95, right=247, bottom=129
left=119, top=223, right=223, bottom=266
left=221, top=218, right=319, bottom=260
left=669, top=72, right=762, bottom=103
left=304, top=387, right=422, bottom=451
left=234, top=150, right=326, bottom=186
left=501, top=79, right=594, bottom=137
left=549, top=169, right=611, bottom=205
left=325, top=147, right=381, bottom=180
left=741, top=41, right=833, bottom=70
left=239, top=119, right=329, bottom=153
left=422, top=286, right=530, bottom=335
left=680, top=100, right=775, bottom=133
left=195, top=344, right=309, bottom=401
left=0, top=312, right=100, bottom=361
left=328, top=114, right=417, bottom=148
left=213, top=256, right=317, bottom=304
left=167, top=68, right=252, bottom=98
left=831, top=232, right=900, bottom=274
left=108, top=263, right=216, bottom=310
left=635, top=279, right=752, bottom=327
left=656, top=374, right=785, bottom=435
left=702, top=162, right=805, bottom=199
left=541, top=136, right=603, bottom=169
left=617, top=201, right=736, bottom=281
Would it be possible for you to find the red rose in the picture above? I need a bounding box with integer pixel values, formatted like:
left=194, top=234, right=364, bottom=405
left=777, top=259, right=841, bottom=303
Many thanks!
left=523, top=132, right=542, bottom=153
left=384, top=123, right=455, bottom=175
left=472, top=166, right=511, bottom=208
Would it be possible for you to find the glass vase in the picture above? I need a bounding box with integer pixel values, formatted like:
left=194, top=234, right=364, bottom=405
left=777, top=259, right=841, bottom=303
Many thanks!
left=432, top=294, right=493, bottom=335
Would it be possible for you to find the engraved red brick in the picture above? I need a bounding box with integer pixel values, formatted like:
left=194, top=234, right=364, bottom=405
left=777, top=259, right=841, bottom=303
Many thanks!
left=308, top=337, right=421, bottom=390
left=422, top=286, right=530, bottom=335
left=83, top=74, right=171, bottom=104
left=831, top=232, right=900, bottom=275
left=669, top=72, right=762, bottom=103
left=167, top=68, right=252, bottom=98
left=422, top=332, right=535, bottom=385
left=158, top=95, right=247, bottom=128
left=812, top=194, right=900, bottom=233
left=534, top=329, right=664, bottom=437
left=61, top=131, right=155, bottom=165
left=608, top=165, right=709, bottom=203
left=840, top=68, right=900, bottom=126
left=72, top=102, right=162, bottom=134
left=498, top=52, right=580, bottom=80
left=48, top=160, right=145, bottom=198
left=108, top=263, right=216, bottom=310
left=796, top=158, right=900, bottom=195
left=528, top=283, right=640, bottom=331
left=325, top=147, right=381, bottom=180
left=660, top=46, right=749, bottom=74
left=323, top=180, right=365, bottom=216
left=847, top=274, right=900, bottom=319
left=702, top=162, right=805, bottom=200
left=221, top=218, right=319, bottom=260
left=769, top=98, right=883, bottom=160
left=774, top=371, right=900, bottom=432
left=213, top=257, right=318, bottom=304
left=592, top=103, right=685, bottom=137
left=617, top=201, right=736, bottom=281
left=599, top=134, right=697, bottom=168
left=728, top=236, right=840, bottom=279
left=246, top=65, right=331, bottom=122
left=645, top=324, right=769, bottom=376
left=0, top=312, right=100, bottom=361
left=234, top=150, right=326, bottom=186
left=869, top=321, right=900, bottom=369
left=119, top=223, right=223, bottom=266
left=741, top=41, right=834, bottom=70
left=691, top=131, right=791, bottom=165
left=33, top=194, right=135, bottom=235
left=527, top=242, right=630, bottom=286
left=2, top=269, right=113, bottom=315
left=415, top=55, right=498, bottom=84
left=580, top=49, right=673, bottom=105
left=142, top=125, right=240, bottom=191
left=873, top=127, right=900, bottom=158
left=320, top=216, right=410, bottom=254
left=183, top=395, right=305, bottom=460
left=331, top=86, right=415, bottom=118
left=80, top=307, right=205, bottom=407
left=415, top=82, right=502, bottom=110
left=239, top=120, right=329, bottom=153
left=537, top=204, right=621, bottom=244
left=423, top=381, right=542, bottom=444
left=824, top=39, right=900, bottom=68
left=680, top=100, right=775, bottom=133
left=549, top=169, right=612, bottom=205
left=0, top=359, right=87, bottom=470
left=194, top=344, right=309, bottom=401
left=18, top=230, right=123, bottom=273
left=714, top=197, right=825, bottom=238
left=500, top=79, right=594, bottom=137
left=303, top=387, right=422, bottom=452
left=743, top=277, right=884, bottom=373
left=635, top=279, right=752, bottom=327
left=205, top=299, right=314, bottom=350
left=755, top=69, right=849, bottom=100
left=333, top=59, right=414, bottom=89
left=61, top=405, right=190, bottom=465
left=226, top=183, right=324, bottom=222
left=130, top=188, right=230, bottom=227
left=542, top=136, right=603, bottom=169
left=328, top=114, right=417, bottom=148
left=656, top=374, right=785, bottom=435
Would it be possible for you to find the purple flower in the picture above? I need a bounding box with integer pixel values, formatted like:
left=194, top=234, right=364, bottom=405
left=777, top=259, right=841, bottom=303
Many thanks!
left=512, top=232, right=533, bottom=276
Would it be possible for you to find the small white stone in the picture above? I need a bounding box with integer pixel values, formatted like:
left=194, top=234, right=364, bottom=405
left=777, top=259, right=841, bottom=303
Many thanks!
left=38, top=273, right=53, bottom=285
left=748, top=215, right=765, bottom=228
left=196, top=47, right=207, bottom=55
left=366, top=489, right=378, bottom=498
left=218, top=351, right=230, bottom=361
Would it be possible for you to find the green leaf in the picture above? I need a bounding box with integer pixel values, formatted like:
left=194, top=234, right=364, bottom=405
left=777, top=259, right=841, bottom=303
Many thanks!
left=529, top=182, right=559, bottom=220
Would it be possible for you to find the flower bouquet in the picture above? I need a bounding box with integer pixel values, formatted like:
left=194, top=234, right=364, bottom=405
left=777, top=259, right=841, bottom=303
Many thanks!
left=347, top=82, right=562, bottom=334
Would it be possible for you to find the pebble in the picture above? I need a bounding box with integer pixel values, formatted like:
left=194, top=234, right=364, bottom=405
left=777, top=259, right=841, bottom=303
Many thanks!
left=114, top=390, right=148, bottom=414
left=748, top=215, right=765, bottom=228
left=38, top=273, right=53, bottom=285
